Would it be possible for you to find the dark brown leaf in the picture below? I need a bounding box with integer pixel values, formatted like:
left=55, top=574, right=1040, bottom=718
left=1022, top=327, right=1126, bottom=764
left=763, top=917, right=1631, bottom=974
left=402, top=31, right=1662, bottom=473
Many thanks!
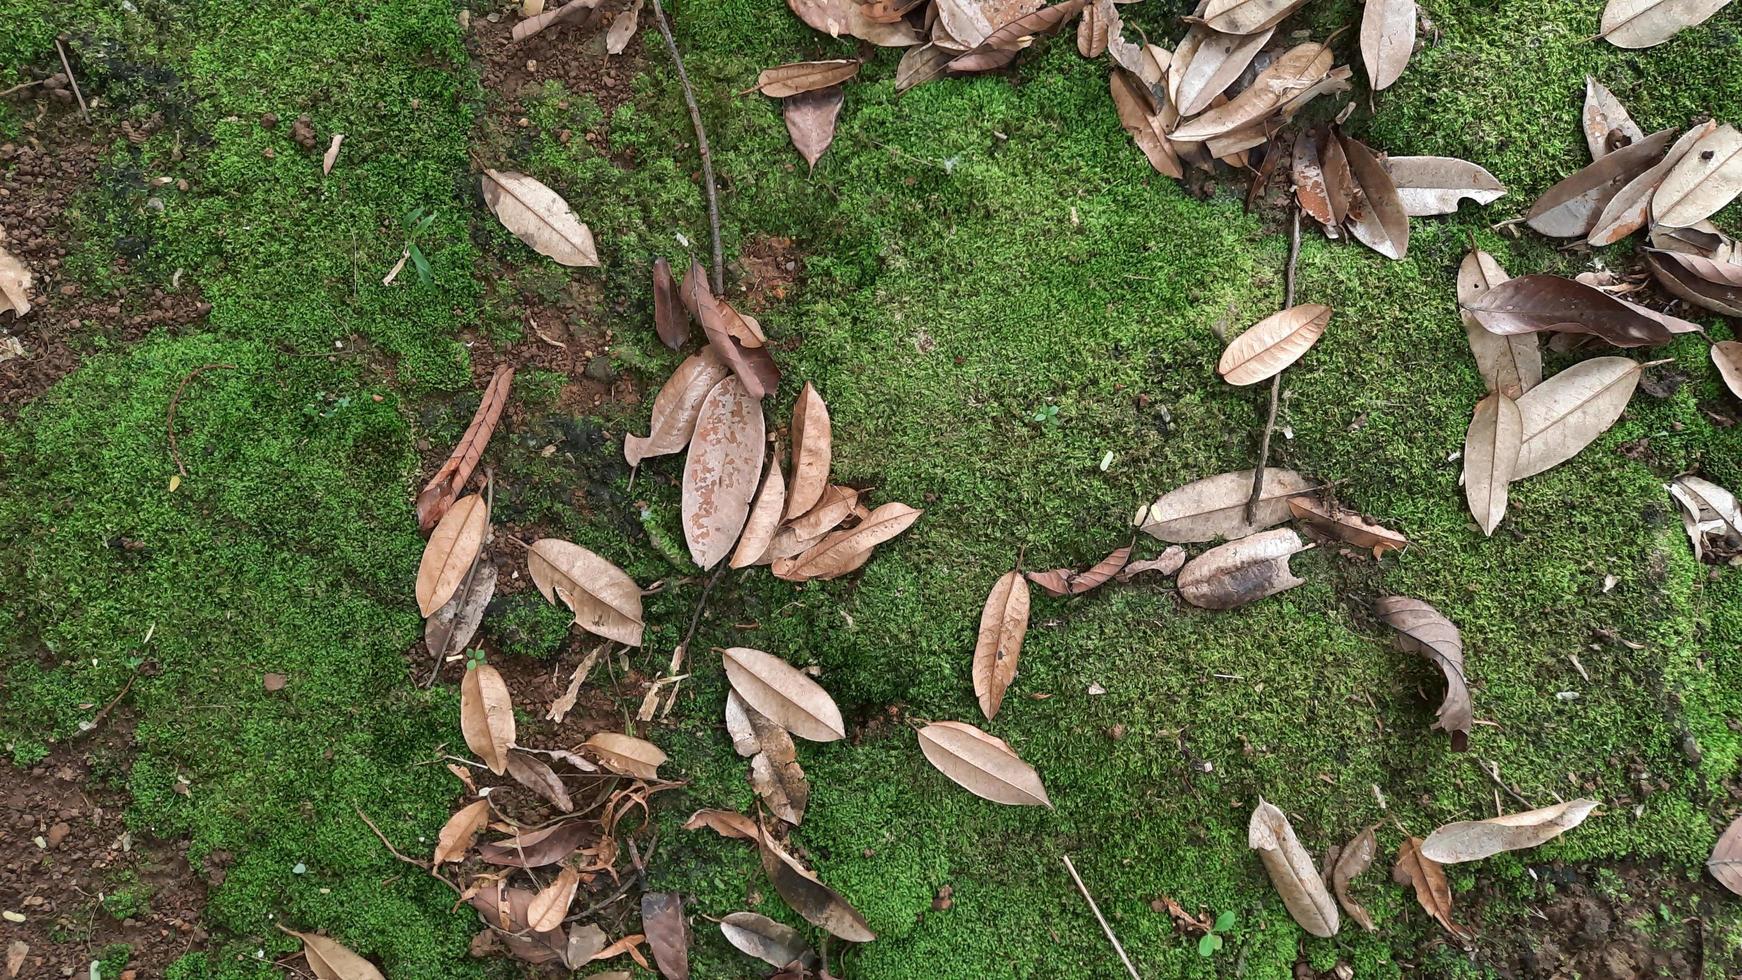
left=1646, top=249, right=1742, bottom=317
left=697, top=291, right=781, bottom=399
left=652, top=258, right=689, bottom=350
left=1025, top=545, right=1131, bottom=596
left=1077, top=0, right=1115, bottom=57
left=757, top=824, right=877, bottom=941
left=505, top=749, right=574, bottom=812
left=478, top=819, right=591, bottom=868
left=1462, top=273, right=1695, bottom=347
left=1110, top=69, right=1182, bottom=178
left=1374, top=596, right=1470, bottom=750
left=416, top=365, right=514, bottom=531
left=1524, top=127, right=1674, bottom=238
left=1286, top=497, right=1407, bottom=558
left=784, top=87, right=844, bottom=172
left=1393, top=837, right=1473, bottom=941
left=640, top=892, right=691, bottom=980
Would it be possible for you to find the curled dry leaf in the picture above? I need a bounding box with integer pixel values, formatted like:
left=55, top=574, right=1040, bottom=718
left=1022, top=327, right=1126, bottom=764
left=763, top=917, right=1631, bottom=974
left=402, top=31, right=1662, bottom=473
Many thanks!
left=1652, top=220, right=1741, bottom=261
left=1421, top=799, right=1600, bottom=863
left=482, top=169, right=599, bottom=267
left=512, top=0, right=604, bottom=42
left=1203, top=67, right=1352, bottom=161
left=478, top=819, right=591, bottom=868
left=1025, top=545, right=1131, bottom=596
left=1341, top=134, right=1410, bottom=260
left=652, top=257, right=689, bottom=350
left=584, top=732, right=667, bottom=779
left=896, top=43, right=954, bottom=92
left=786, top=382, right=833, bottom=519
left=1330, top=825, right=1378, bottom=931
left=416, top=493, right=489, bottom=616
left=1110, top=69, right=1182, bottom=178
left=281, top=928, right=386, bottom=980
left=416, top=365, right=512, bottom=531
left=0, top=243, right=33, bottom=317
left=1217, top=303, right=1332, bottom=386
left=1646, top=249, right=1742, bottom=317
left=719, top=911, right=819, bottom=970
left=1248, top=799, right=1339, bottom=938
left=1583, top=76, right=1644, bottom=159
left=433, top=798, right=491, bottom=864
left=1197, top=0, right=1311, bottom=35
left=426, top=560, right=497, bottom=662
left=788, top=0, right=922, bottom=46
left=640, top=892, right=690, bottom=980
left=773, top=501, right=922, bottom=581
left=722, top=646, right=846, bottom=741
left=1667, top=474, right=1742, bottom=561
left=1171, top=24, right=1273, bottom=117
left=916, top=720, right=1051, bottom=806
left=757, top=827, right=877, bottom=942
left=786, top=484, right=862, bottom=541
left=625, top=347, right=731, bottom=466
left=528, top=867, right=583, bottom=932
left=1708, top=816, right=1742, bottom=895
left=1286, top=497, right=1407, bottom=558
left=1600, top=0, right=1736, bottom=48
left=1140, top=467, right=1312, bottom=542
left=749, top=718, right=810, bottom=825
left=1463, top=274, right=1693, bottom=347
left=469, top=882, right=600, bottom=966
left=683, top=376, right=767, bottom=570
left=1587, top=121, right=1715, bottom=246
left=784, top=86, right=843, bottom=172
left=1116, top=546, right=1186, bottom=580
left=1292, top=127, right=1341, bottom=235
left=946, top=0, right=1088, bottom=73
left=1462, top=393, right=1522, bottom=538
left=1524, top=127, right=1674, bottom=238
left=1393, top=837, right=1473, bottom=941
left=1171, top=42, right=1332, bottom=142
left=1177, top=528, right=1308, bottom=610
left=1512, top=356, right=1645, bottom=479
left=1713, top=340, right=1742, bottom=399
left=754, top=60, right=861, bottom=98
left=1375, top=596, right=1471, bottom=750
left=1384, top=157, right=1506, bottom=216
left=973, top=569, right=1031, bottom=718
left=726, top=690, right=762, bottom=757
left=461, top=661, right=516, bottom=774
left=1457, top=249, right=1539, bottom=399
left=506, top=749, right=574, bottom=812
left=732, top=450, right=788, bottom=569
left=527, top=539, right=645, bottom=646
left=1360, top=0, right=1415, bottom=91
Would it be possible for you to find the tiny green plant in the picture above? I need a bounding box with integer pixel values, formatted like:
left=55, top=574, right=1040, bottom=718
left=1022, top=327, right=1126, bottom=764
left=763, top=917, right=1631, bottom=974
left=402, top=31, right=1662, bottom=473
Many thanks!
left=1197, top=910, right=1236, bottom=957
left=400, top=206, right=438, bottom=284
left=1029, top=403, right=1060, bottom=429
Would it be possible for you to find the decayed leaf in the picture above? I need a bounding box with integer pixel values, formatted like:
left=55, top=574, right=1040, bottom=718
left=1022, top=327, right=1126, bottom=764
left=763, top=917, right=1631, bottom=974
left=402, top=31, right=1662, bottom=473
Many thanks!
left=461, top=662, right=515, bottom=774
left=1709, top=816, right=1742, bottom=895
left=1360, top=0, right=1415, bottom=91
left=652, top=258, right=689, bottom=350
left=6, top=940, right=26, bottom=978
left=786, top=382, right=833, bottom=519
left=1319, top=130, right=1355, bottom=228
left=726, top=690, right=762, bottom=757
left=1286, top=497, right=1407, bottom=558
left=469, top=882, right=600, bottom=966
left=625, top=347, right=731, bottom=466
left=683, top=375, right=767, bottom=570
left=1583, top=76, right=1645, bottom=159
left=748, top=709, right=810, bottom=825
left=1201, top=67, right=1352, bottom=162
left=1025, top=545, right=1131, bottom=596
left=640, top=892, right=690, bottom=980
left=732, top=451, right=788, bottom=569
left=946, top=0, right=1088, bottom=73
left=1667, top=474, right=1742, bottom=560
left=1462, top=393, right=1522, bottom=538
left=1652, top=219, right=1740, bottom=261
left=1139, top=468, right=1313, bottom=542
left=1588, top=120, right=1715, bottom=246
left=511, top=0, right=604, bottom=42
left=1292, top=127, right=1340, bottom=235
left=528, top=867, right=583, bottom=932
left=426, top=560, right=497, bottom=662
left=1341, top=135, right=1411, bottom=260
left=321, top=133, right=344, bottom=175
left=482, top=169, right=599, bottom=267
left=1457, top=249, right=1540, bottom=399
left=527, top=539, right=645, bottom=646
left=506, top=749, right=574, bottom=812
left=1197, top=0, right=1311, bottom=35
left=1421, top=799, right=1600, bottom=863
left=1647, top=249, right=1742, bottom=316
left=1111, top=69, right=1182, bottom=178
left=417, top=493, right=489, bottom=617
left=282, top=928, right=386, bottom=980
left=916, top=720, right=1051, bottom=806
left=1384, top=156, right=1505, bottom=216
left=1374, top=596, right=1471, bottom=749
left=1248, top=799, right=1339, bottom=938
left=1330, top=826, right=1378, bottom=932
left=1171, top=42, right=1333, bottom=142
left=754, top=60, right=860, bottom=98
left=772, top=501, right=923, bottom=581
left=1393, top=837, right=1473, bottom=941
left=1077, top=0, right=1115, bottom=57
left=722, top=647, right=846, bottom=742
left=1115, top=546, right=1186, bottom=581
left=1171, top=25, right=1273, bottom=117
left=695, top=290, right=782, bottom=399
left=1525, top=127, right=1675, bottom=238
left=478, top=820, right=591, bottom=868
left=0, top=244, right=33, bottom=318
left=757, top=828, right=877, bottom=942
left=1600, top=0, right=1736, bottom=48
left=1512, top=356, right=1646, bottom=478
left=784, top=87, right=843, bottom=172
left=719, top=911, right=819, bottom=970
left=606, top=0, right=643, bottom=53
left=433, top=798, right=491, bottom=864
left=1714, top=340, right=1742, bottom=398
left=1463, top=274, right=1693, bottom=347
left=1177, top=528, right=1307, bottom=610
left=1217, top=303, right=1332, bottom=385
left=584, top=732, right=667, bottom=779
left=974, top=570, right=1031, bottom=719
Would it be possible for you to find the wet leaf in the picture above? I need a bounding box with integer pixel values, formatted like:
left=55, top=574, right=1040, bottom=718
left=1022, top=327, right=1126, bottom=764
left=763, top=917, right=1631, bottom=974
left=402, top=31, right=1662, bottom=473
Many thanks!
left=1286, top=497, right=1407, bottom=558
left=1248, top=799, right=1339, bottom=938
left=732, top=451, right=788, bottom=569
left=1115, top=546, right=1186, bottom=581
left=606, top=0, right=643, bottom=53
left=1341, top=134, right=1410, bottom=260
left=1331, top=826, right=1378, bottom=931
left=916, top=720, right=1051, bottom=806
left=1077, top=0, right=1115, bottom=57
left=1588, top=120, right=1715, bottom=246
left=624, top=347, right=731, bottom=466
left=640, top=892, right=690, bottom=980
left=426, top=560, right=497, bottom=662
left=1709, top=816, right=1742, bottom=895
left=417, top=493, right=489, bottom=617
left=722, top=646, right=846, bottom=742
left=0, top=244, right=33, bottom=317
left=1217, top=303, right=1332, bottom=385
left=753, top=60, right=861, bottom=98
left=719, top=911, right=818, bottom=970
left=786, top=382, right=833, bottom=519
left=584, top=732, right=667, bottom=779
left=1462, top=393, right=1522, bottom=538
left=506, top=749, right=574, bottom=812
left=946, top=0, right=1088, bottom=73
left=416, top=364, right=512, bottom=532
left=683, top=376, right=767, bottom=570
left=1139, top=468, right=1313, bottom=542
left=696, top=291, right=782, bottom=399
left=1422, top=799, right=1600, bottom=863
left=1025, top=545, right=1131, bottom=596
left=1714, top=340, right=1742, bottom=398
left=1360, top=0, right=1415, bottom=91
left=461, top=662, right=515, bottom=774
left=1375, top=597, right=1471, bottom=750
left=757, top=827, right=877, bottom=942
left=1512, top=356, right=1646, bottom=478
left=1170, top=24, right=1274, bottom=117
left=478, top=820, right=591, bottom=868
left=784, top=87, right=843, bottom=172
left=1457, top=249, right=1540, bottom=398
left=529, top=867, right=582, bottom=932
left=1197, top=0, right=1311, bottom=35
left=773, top=501, right=923, bottom=581
left=1462, top=274, right=1692, bottom=347
left=527, top=539, right=645, bottom=646
left=282, top=928, right=386, bottom=980
left=974, top=569, right=1031, bottom=719
left=1177, top=528, right=1308, bottom=610
left=1384, top=156, right=1505, bottom=216
left=1583, top=76, right=1644, bottom=158
left=1647, top=249, right=1742, bottom=317
left=482, top=169, right=599, bottom=267
left=1110, top=69, right=1182, bottom=178
left=1600, top=0, right=1736, bottom=48
left=1171, top=42, right=1333, bottom=142
left=1393, top=837, right=1472, bottom=941
left=652, top=258, right=689, bottom=350
left=433, top=798, right=491, bottom=864
left=1524, top=127, right=1675, bottom=237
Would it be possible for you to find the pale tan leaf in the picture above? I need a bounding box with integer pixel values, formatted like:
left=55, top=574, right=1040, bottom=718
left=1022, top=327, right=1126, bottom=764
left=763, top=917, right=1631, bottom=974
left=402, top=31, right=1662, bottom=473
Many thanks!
left=934, top=0, right=1047, bottom=50
left=1177, top=528, right=1307, bottom=609
left=1512, top=356, right=1644, bottom=478
left=683, top=375, right=767, bottom=570
left=1651, top=123, right=1742, bottom=229
left=1374, top=597, right=1471, bottom=749
left=719, top=911, right=818, bottom=970
left=753, top=60, right=861, bottom=98
left=789, top=0, right=923, bottom=45
left=1588, top=120, right=1715, bottom=246
left=547, top=647, right=602, bottom=723
left=1115, top=546, right=1186, bottom=581
left=584, top=732, right=667, bottom=779
left=896, top=42, right=954, bottom=92
left=973, top=570, right=1031, bottom=719
left=1248, top=799, right=1339, bottom=937
left=1457, top=249, right=1539, bottom=398
left=1111, top=69, right=1183, bottom=178
left=1139, top=468, right=1312, bottom=542
left=725, top=689, right=762, bottom=757
left=944, top=0, right=1087, bottom=73
left=1171, top=24, right=1273, bottom=117
left=1421, top=799, right=1600, bottom=863
left=1384, top=156, right=1505, bottom=216
left=284, top=929, right=386, bottom=980
left=1708, top=816, right=1742, bottom=895
left=772, top=501, right=922, bottom=581
left=606, top=0, right=643, bottom=54
left=5, top=940, right=26, bottom=978
left=785, top=484, right=862, bottom=541
left=482, top=169, right=599, bottom=267
left=784, top=86, right=843, bottom=172
left=506, top=749, right=575, bottom=812
left=682, top=808, right=759, bottom=840
left=0, top=244, right=32, bottom=318
left=732, top=451, right=788, bottom=569
left=433, top=798, right=491, bottom=864
left=1025, top=545, right=1130, bottom=596
left=625, top=347, right=731, bottom=466
left=1462, top=393, right=1521, bottom=537
left=721, top=647, right=845, bottom=742
left=1526, top=127, right=1675, bottom=237
left=1331, top=826, right=1378, bottom=931
left=1583, top=76, right=1645, bottom=159
left=1217, top=303, right=1332, bottom=385
left=528, top=867, right=582, bottom=933
left=1077, top=0, right=1115, bottom=56
left=1714, top=340, right=1742, bottom=399
left=527, top=539, right=645, bottom=646
left=1286, top=497, right=1408, bottom=558
left=1360, top=0, right=1415, bottom=91
left=426, top=560, right=497, bottom=662
left=916, top=720, right=1051, bottom=806
left=786, top=382, right=833, bottom=518
left=1197, top=0, right=1311, bottom=35
left=1600, top=0, right=1735, bottom=48
left=511, top=0, right=604, bottom=42
left=1393, top=837, right=1473, bottom=940
left=417, top=493, right=488, bottom=616
left=1171, top=42, right=1332, bottom=142
left=321, top=133, right=344, bottom=175
left=462, top=662, right=516, bottom=774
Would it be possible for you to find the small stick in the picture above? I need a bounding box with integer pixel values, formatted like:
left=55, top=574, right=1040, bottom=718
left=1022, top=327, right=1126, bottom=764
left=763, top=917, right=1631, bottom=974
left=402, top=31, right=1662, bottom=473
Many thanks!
left=166, top=363, right=236, bottom=478
left=1245, top=206, right=1302, bottom=523
left=1473, top=757, right=1535, bottom=810
left=648, top=0, right=724, bottom=296
left=78, top=661, right=147, bottom=736
left=353, top=804, right=461, bottom=894
left=1062, top=854, right=1141, bottom=980
left=0, top=79, right=47, bottom=98
left=54, top=38, right=89, bottom=123
left=677, top=560, right=730, bottom=657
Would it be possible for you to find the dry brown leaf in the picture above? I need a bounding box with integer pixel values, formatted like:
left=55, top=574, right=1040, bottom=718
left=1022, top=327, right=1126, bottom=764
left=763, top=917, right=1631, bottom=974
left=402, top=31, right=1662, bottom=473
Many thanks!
left=1652, top=219, right=1740, bottom=261
left=896, top=43, right=954, bottom=92
left=1217, top=303, right=1332, bottom=385
left=785, top=484, right=862, bottom=541
left=1384, top=156, right=1506, bottom=216
left=696, top=290, right=782, bottom=399
left=1463, top=274, right=1693, bottom=347
left=916, top=720, right=1051, bottom=806
left=1360, top=0, right=1415, bottom=91
left=482, top=169, right=598, bottom=267
left=512, top=0, right=604, bottom=42
left=1375, top=596, right=1471, bottom=750
left=1667, top=474, right=1742, bottom=561
left=1653, top=124, right=1742, bottom=227
left=1115, top=546, right=1186, bottom=581
left=606, top=0, right=643, bottom=53
left=683, top=375, right=767, bottom=570
left=1320, top=129, right=1355, bottom=227
left=725, top=690, right=762, bottom=757
left=756, top=826, right=877, bottom=942
left=946, top=0, right=1088, bottom=73
left=1177, top=528, right=1307, bottom=609
left=1110, top=69, right=1182, bottom=178
left=1714, top=340, right=1742, bottom=399
left=527, top=539, right=645, bottom=646
left=1393, top=837, right=1473, bottom=941
left=416, top=365, right=512, bottom=531
left=1248, top=799, right=1339, bottom=937
left=625, top=347, right=731, bottom=466
left=1462, top=393, right=1522, bottom=538
left=641, top=892, right=690, bottom=980
left=1202, top=67, right=1352, bottom=162
left=433, top=798, right=491, bottom=864
left=0, top=244, right=33, bottom=318
left=1171, top=42, right=1332, bottom=142
left=528, top=867, right=582, bottom=933
left=652, top=257, right=689, bottom=350
left=1586, top=122, right=1713, bottom=245
left=732, top=450, right=788, bottom=569
left=281, top=928, right=386, bottom=980
left=683, top=808, right=760, bottom=840
left=748, top=714, right=810, bottom=826
left=1512, top=356, right=1645, bottom=478
left=321, top=133, right=344, bottom=175
left=1457, top=249, right=1539, bottom=399
left=1331, top=826, right=1378, bottom=931
left=416, top=493, right=489, bottom=616
left=1583, top=76, right=1644, bottom=158
left=1024, top=545, right=1131, bottom=596
left=1198, top=0, right=1311, bottom=35
left=461, top=661, right=515, bottom=774
left=789, top=0, right=923, bottom=45
left=478, top=820, right=591, bottom=868
left=1171, top=24, right=1273, bottom=117
left=1525, top=127, right=1675, bottom=237
left=1646, top=249, right=1742, bottom=316
left=5, top=940, right=26, bottom=978
left=722, top=646, right=846, bottom=742
left=1292, top=127, right=1340, bottom=235
left=584, top=732, right=667, bottom=779
left=426, top=560, right=497, bottom=663
left=506, top=749, right=575, bottom=812
left=1421, top=799, right=1600, bottom=863
left=784, top=87, right=843, bottom=172
left=1077, top=0, right=1115, bottom=56
left=1709, top=816, right=1742, bottom=895
left=1286, top=497, right=1407, bottom=558
left=1601, top=0, right=1736, bottom=47
left=1139, top=468, right=1312, bottom=542
left=719, top=911, right=818, bottom=970
left=753, top=60, right=861, bottom=98
left=772, top=501, right=922, bottom=581
left=973, top=569, right=1031, bottom=719
left=1341, top=134, right=1410, bottom=260
left=935, top=0, right=1045, bottom=49
left=786, top=382, right=833, bottom=519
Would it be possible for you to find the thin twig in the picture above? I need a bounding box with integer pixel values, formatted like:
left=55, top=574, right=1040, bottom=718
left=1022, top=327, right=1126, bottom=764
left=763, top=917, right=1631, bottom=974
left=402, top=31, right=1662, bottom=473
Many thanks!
left=1062, top=854, right=1141, bottom=980
left=1473, top=757, right=1535, bottom=810
left=78, top=661, right=147, bottom=737
left=166, top=363, right=236, bottom=478
left=0, top=79, right=46, bottom=98
left=1245, top=206, right=1302, bottom=523
left=648, top=0, right=724, bottom=296
left=354, top=804, right=462, bottom=894
left=677, top=560, right=729, bottom=657
left=54, top=38, right=89, bottom=123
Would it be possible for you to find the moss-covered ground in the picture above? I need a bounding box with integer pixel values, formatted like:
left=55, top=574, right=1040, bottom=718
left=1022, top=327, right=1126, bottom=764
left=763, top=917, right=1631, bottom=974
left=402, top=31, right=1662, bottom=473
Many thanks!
left=4, top=0, right=1742, bottom=977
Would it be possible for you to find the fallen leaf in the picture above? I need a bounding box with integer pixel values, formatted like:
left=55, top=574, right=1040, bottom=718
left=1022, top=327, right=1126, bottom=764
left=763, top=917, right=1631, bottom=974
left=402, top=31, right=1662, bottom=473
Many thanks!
left=640, top=892, right=690, bottom=979
left=1341, top=134, right=1410, bottom=260
left=1171, top=42, right=1332, bottom=142
left=1383, top=156, right=1505, bottom=215
left=426, top=560, right=497, bottom=662
left=1588, top=120, right=1715, bottom=246
left=527, top=539, right=645, bottom=646
left=786, top=382, right=833, bottom=518
left=1462, top=274, right=1692, bottom=347
left=683, top=808, right=760, bottom=840
left=5, top=940, right=26, bottom=978
left=1393, top=837, right=1473, bottom=941
left=281, top=928, right=386, bottom=980
left=1600, top=0, right=1736, bottom=48
left=624, top=347, right=732, bottom=466
left=934, top=0, right=1044, bottom=49
left=1374, top=597, right=1471, bottom=750
left=1331, top=826, right=1378, bottom=931
left=1462, top=393, right=1522, bottom=538
left=482, top=169, right=599, bottom=267
left=757, top=827, right=878, bottom=941
left=1197, top=0, right=1311, bottom=35
left=1248, top=799, right=1339, bottom=938
left=0, top=246, right=30, bottom=319
left=785, top=484, right=862, bottom=542
left=469, top=882, right=596, bottom=965
left=896, top=43, right=954, bottom=92
left=1583, top=76, right=1645, bottom=159
left=1115, top=546, right=1186, bottom=580
left=946, top=0, right=1088, bottom=73
left=784, top=86, right=843, bottom=172
left=1421, top=799, right=1600, bottom=863
left=732, top=451, right=789, bottom=569
left=789, top=0, right=923, bottom=45
left=1709, top=816, right=1742, bottom=895
left=916, top=720, right=1051, bottom=806
left=321, top=133, right=344, bottom=175
left=696, top=291, right=782, bottom=399
left=722, top=647, right=846, bottom=742
left=1217, top=303, right=1332, bottom=385
left=1457, top=249, right=1540, bottom=399
left=1667, top=474, right=1742, bottom=560
left=506, top=750, right=575, bottom=812
left=652, top=258, right=689, bottom=350
left=434, top=798, right=491, bottom=865
left=719, top=911, right=818, bottom=970
left=1177, top=528, right=1308, bottom=609
left=1319, top=129, right=1355, bottom=228
left=478, top=820, right=591, bottom=868
left=753, top=59, right=861, bottom=98
left=1651, top=219, right=1740, bottom=261
left=1077, top=0, right=1115, bottom=56
left=1139, top=468, right=1313, bottom=542
left=772, top=501, right=922, bottom=581
left=1025, top=545, right=1131, bottom=596
left=726, top=690, right=762, bottom=757
left=512, top=0, right=604, bottom=41
left=529, top=867, right=582, bottom=932
left=1512, top=356, right=1646, bottom=478
left=1170, top=24, right=1274, bottom=117
left=1111, top=69, right=1182, bottom=178
left=1292, top=126, right=1340, bottom=234
left=1714, top=340, right=1742, bottom=398
left=1360, top=0, right=1415, bottom=91
left=1646, top=248, right=1742, bottom=317
left=748, top=709, right=811, bottom=825
left=1525, top=127, right=1675, bottom=238
left=1286, top=497, right=1408, bottom=558
left=606, top=0, right=643, bottom=53
left=974, top=569, right=1031, bottom=718
left=584, top=732, right=667, bottom=779
left=683, top=375, right=767, bottom=570
left=417, top=364, right=514, bottom=531
left=461, top=661, right=515, bottom=774
left=1202, top=68, right=1352, bottom=161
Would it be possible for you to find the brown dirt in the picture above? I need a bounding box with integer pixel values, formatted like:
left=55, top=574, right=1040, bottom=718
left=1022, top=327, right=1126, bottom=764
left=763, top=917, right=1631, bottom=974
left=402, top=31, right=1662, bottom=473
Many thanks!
left=473, top=0, right=647, bottom=146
